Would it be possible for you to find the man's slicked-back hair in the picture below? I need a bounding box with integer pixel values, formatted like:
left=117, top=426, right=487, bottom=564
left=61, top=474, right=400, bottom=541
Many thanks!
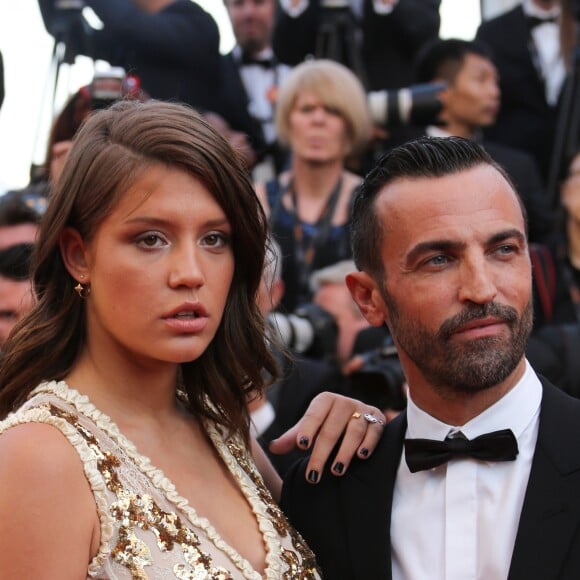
left=351, top=136, right=526, bottom=277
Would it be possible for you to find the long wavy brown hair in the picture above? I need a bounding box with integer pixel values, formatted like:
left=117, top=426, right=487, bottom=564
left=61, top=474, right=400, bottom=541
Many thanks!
left=0, top=100, right=278, bottom=443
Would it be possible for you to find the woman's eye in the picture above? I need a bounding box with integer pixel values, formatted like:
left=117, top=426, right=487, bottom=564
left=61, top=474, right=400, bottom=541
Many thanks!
left=136, top=233, right=166, bottom=248
left=203, top=232, right=230, bottom=248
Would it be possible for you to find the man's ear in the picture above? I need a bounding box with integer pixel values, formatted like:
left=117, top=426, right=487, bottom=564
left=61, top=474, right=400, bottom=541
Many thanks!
left=269, top=279, right=285, bottom=311
left=345, top=271, right=388, bottom=326
left=59, top=227, right=90, bottom=283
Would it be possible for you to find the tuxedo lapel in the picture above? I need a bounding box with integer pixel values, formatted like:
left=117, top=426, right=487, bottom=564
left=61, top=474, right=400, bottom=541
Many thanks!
left=340, top=413, right=407, bottom=580
left=513, top=6, right=547, bottom=90
left=222, top=53, right=252, bottom=111
left=509, top=381, right=580, bottom=579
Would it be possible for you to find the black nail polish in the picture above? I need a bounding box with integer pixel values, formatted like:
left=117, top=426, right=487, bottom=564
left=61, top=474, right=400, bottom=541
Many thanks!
left=307, top=470, right=319, bottom=483
left=299, top=436, right=309, bottom=448
left=360, top=448, right=369, bottom=457
left=333, top=462, right=344, bottom=474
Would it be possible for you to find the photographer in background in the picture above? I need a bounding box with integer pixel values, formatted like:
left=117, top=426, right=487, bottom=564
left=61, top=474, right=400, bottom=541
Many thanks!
left=255, top=59, right=372, bottom=312
left=273, top=0, right=440, bottom=91
left=38, top=0, right=221, bottom=112
left=0, top=243, right=35, bottom=349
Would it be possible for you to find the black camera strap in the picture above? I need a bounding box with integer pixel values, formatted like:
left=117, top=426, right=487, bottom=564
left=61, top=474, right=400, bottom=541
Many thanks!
left=287, top=175, right=343, bottom=302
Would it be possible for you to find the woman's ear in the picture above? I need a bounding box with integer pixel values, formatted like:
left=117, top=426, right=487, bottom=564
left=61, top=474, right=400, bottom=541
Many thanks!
left=59, top=227, right=90, bottom=283
left=345, top=271, right=388, bottom=327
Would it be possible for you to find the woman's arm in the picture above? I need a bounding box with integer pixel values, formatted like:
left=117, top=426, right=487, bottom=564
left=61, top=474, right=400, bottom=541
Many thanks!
left=251, top=437, right=283, bottom=502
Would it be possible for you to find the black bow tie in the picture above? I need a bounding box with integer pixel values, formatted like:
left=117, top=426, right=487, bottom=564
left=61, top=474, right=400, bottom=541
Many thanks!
left=404, top=429, right=519, bottom=473
left=240, top=53, right=275, bottom=69
left=527, top=14, right=558, bottom=29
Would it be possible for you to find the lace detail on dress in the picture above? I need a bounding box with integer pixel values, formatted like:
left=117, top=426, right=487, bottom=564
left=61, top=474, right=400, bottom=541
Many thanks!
left=0, top=381, right=321, bottom=580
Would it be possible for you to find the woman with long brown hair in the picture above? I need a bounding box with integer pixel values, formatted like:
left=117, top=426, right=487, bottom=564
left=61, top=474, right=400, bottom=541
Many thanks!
left=0, top=100, right=383, bottom=578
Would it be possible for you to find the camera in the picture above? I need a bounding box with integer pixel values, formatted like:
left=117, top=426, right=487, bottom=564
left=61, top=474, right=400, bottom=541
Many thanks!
left=367, top=82, right=446, bottom=129
left=82, top=68, right=142, bottom=111
left=348, top=334, right=407, bottom=411
left=267, top=303, right=338, bottom=364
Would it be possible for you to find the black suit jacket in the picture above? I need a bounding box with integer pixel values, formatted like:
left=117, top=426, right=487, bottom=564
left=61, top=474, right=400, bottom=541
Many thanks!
left=273, top=0, right=440, bottom=90
left=282, top=379, right=580, bottom=580
left=475, top=5, right=560, bottom=182
left=215, top=53, right=268, bottom=157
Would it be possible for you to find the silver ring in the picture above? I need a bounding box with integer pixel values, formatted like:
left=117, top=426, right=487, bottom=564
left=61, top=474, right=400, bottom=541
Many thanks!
left=363, top=413, right=385, bottom=426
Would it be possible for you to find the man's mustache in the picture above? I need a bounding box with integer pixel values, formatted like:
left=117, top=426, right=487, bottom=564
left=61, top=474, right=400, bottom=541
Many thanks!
left=438, top=302, right=519, bottom=340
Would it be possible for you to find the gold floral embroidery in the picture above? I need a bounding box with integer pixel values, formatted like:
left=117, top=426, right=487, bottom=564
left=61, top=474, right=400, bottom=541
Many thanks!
left=226, top=440, right=320, bottom=578
left=48, top=404, right=234, bottom=579
left=26, top=387, right=322, bottom=579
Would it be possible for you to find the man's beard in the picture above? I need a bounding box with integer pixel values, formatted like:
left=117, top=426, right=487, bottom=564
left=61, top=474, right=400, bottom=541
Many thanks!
left=382, top=285, right=533, bottom=397
left=239, top=34, right=268, bottom=57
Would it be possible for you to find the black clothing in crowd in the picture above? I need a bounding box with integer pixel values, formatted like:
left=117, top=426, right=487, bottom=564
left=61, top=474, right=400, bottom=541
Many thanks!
left=38, top=0, right=221, bottom=112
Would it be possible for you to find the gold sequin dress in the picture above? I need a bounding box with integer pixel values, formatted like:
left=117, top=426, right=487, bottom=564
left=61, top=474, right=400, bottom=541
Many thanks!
left=0, top=381, right=321, bottom=579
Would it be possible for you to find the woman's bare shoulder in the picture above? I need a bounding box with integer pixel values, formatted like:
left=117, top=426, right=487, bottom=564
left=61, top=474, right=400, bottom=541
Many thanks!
left=0, top=422, right=99, bottom=577
left=0, top=421, right=83, bottom=469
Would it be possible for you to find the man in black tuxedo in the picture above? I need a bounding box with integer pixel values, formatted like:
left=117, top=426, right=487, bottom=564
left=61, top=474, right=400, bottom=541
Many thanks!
left=475, top=0, right=565, bottom=183
left=282, top=136, right=580, bottom=579
left=273, top=0, right=440, bottom=91
left=219, top=0, right=291, bottom=179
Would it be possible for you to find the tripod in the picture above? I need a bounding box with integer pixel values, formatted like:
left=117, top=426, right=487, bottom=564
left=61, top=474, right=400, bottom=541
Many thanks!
left=315, top=6, right=368, bottom=87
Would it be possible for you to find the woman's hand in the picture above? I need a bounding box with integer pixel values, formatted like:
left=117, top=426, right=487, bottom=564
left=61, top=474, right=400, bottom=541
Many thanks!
left=268, top=392, right=385, bottom=483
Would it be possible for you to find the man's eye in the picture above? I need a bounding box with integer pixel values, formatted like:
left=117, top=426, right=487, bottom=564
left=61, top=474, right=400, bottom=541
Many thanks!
left=497, top=244, right=517, bottom=255
left=427, top=255, right=449, bottom=266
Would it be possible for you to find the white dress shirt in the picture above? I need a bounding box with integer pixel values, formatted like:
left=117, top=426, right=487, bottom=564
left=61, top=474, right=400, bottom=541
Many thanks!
left=279, top=0, right=398, bottom=19
left=392, top=360, right=542, bottom=580
left=250, top=399, right=276, bottom=438
left=233, top=46, right=291, bottom=146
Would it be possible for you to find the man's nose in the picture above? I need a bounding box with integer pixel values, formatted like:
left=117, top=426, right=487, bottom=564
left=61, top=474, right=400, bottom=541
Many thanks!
left=457, top=256, right=498, bottom=305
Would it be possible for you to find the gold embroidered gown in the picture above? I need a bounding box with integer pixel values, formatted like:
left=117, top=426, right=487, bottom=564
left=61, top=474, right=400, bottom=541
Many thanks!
left=0, top=381, right=320, bottom=579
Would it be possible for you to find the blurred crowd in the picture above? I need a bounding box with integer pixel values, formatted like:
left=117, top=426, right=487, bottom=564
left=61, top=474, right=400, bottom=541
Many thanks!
left=1, top=0, right=580, bottom=477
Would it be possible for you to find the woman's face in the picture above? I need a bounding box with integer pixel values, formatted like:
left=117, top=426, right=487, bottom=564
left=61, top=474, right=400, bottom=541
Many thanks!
left=72, top=163, right=235, bottom=368
left=287, top=91, right=350, bottom=165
